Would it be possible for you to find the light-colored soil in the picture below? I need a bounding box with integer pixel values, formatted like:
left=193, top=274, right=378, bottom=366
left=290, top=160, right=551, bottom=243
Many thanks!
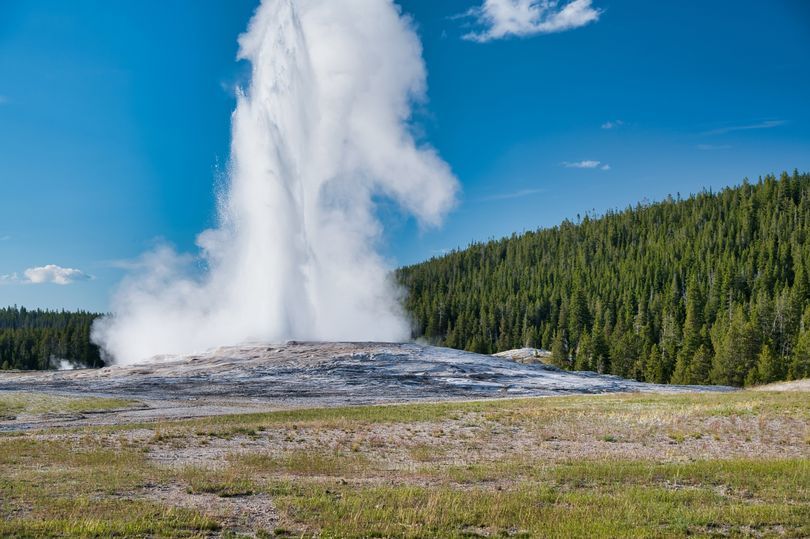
left=141, top=484, right=279, bottom=533
left=755, top=378, right=810, bottom=392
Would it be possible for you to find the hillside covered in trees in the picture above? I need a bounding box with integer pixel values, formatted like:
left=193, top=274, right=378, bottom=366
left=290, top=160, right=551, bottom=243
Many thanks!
left=397, top=171, right=810, bottom=387
left=0, top=307, right=103, bottom=370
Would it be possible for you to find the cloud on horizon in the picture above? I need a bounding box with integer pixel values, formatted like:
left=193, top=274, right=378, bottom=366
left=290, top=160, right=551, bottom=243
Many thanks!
left=563, top=160, right=610, bottom=170
left=460, top=0, right=601, bottom=43
left=480, top=187, right=546, bottom=201
left=701, top=119, right=786, bottom=136
left=601, top=120, right=623, bottom=129
left=1, top=264, right=93, bottom=285
left=0, top=273, right=18, bottom=284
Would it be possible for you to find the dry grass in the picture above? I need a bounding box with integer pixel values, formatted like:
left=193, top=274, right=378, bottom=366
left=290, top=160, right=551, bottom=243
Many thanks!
left=1, top=389, right=808, bottom=537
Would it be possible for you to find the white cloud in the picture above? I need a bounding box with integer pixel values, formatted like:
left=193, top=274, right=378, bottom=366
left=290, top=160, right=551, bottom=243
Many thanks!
left=701, top=119, right=786, bottom=136
left=601, top=120, right=623, bottom=129
left=0, top=235, right=10, bottom=241
left=22, top=264, right=93, bottom=285
left=461, top=0, right=601, bottom=43
left=480, top=187, right=545, bottom=201
left=563, top=160, right=609, bottom=169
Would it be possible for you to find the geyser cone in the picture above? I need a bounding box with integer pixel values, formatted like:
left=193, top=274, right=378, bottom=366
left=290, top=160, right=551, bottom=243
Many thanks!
left=92, top=0, right=458, bottom=365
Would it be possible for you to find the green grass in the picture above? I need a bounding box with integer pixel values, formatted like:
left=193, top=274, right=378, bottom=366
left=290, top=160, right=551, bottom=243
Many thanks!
left=88, top=389, right=808, bottom=443
left=267, top=459, right=810, bottom=538
left=181, top=466, right=258, bottom=497
left=0, top=438, right=218, bottom=537
left=0, top=391, right=137, bottom=417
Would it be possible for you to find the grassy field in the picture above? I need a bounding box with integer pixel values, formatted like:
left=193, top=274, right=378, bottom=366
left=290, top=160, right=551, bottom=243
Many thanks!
left=0, top=391, right=136, bottom=418
left=0, top=390, right=808, bottom=537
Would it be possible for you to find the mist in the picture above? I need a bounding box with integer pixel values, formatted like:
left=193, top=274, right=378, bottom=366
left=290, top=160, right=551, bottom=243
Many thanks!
left=92, top=0, right=458, bottom=365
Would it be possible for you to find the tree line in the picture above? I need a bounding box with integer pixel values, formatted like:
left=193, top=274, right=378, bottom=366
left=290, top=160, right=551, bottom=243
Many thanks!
left=0, top=307, right=103, bottom=370
left=397, top=171, right=810, bottom=386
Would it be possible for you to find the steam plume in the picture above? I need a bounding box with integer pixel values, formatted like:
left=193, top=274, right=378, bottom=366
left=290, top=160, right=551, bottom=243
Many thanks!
left=93, top=0, right=458, bottom=364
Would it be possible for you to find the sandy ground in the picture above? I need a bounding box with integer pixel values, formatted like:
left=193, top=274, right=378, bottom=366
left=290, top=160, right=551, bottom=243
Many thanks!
left=754, top=378, right=810, bottom=392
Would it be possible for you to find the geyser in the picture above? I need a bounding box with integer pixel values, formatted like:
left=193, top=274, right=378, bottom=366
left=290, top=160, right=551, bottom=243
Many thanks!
left=93, top=0, right=458, bottom=365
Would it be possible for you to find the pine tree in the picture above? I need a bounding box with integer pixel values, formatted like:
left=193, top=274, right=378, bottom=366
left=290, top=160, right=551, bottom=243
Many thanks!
left=711, top=307, right=759, bottom=386
left=688, top=345, right=713, bottom=385
left=645, top=344, right=665, bottom=383
left=574, top=331, right=592, bottom=371
left=790, top=328, right=810, bottom=380
left=590, top=323, right=610, bottom=374
left=670, top=355, right=690, bottom=385
left=551, top=330, right=569, bottom=368
left=682, top=276, right=704, bottom=353
left=746, top=345, right=780, bottom=386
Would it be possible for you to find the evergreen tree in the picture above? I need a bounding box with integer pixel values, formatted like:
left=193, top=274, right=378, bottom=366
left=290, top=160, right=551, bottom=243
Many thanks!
left=551, top=330, right=569, bottom=369
left=688, top=345, right=714, bottom=385
left=746, top=345, right=780, bottom=386
left=790, top=328, right=810, bottom=380
left=710, top=307, right=759, bottom=386
left=574, top=331, right=592, bottom=371
left=645, top=344, right=665, bottom=383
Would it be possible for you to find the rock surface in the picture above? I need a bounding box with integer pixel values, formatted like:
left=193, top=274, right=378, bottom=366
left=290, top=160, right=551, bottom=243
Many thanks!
left=0, top=341, right=731, bottom=407
left=492, top=347, right=553, bottom=364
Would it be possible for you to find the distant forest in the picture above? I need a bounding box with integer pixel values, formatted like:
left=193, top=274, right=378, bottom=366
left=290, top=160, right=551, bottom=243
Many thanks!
left=397, top=171, right=810, bottom=387
left=0, top=307, right=103, bottom=370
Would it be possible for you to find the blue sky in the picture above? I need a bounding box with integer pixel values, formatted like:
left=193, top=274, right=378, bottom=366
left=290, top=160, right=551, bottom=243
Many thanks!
left=1, top=0, right=809, bottom=312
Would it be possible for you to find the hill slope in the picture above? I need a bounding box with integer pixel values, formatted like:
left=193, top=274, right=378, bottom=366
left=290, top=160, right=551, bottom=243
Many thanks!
left=397, top=171, right=810, bottom=387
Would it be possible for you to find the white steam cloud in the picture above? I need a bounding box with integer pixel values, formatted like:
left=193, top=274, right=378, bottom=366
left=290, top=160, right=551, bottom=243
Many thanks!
left=92, top=0, right=458, bottom=365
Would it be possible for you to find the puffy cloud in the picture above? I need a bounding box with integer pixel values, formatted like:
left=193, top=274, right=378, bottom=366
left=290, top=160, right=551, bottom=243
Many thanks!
left=22, top=264, right=93, bottom=285
left=461, top=0, right=601, bottom=43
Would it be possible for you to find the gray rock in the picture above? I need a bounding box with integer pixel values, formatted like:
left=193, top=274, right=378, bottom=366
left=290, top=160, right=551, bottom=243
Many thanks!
left=0, top=342, right=733, bottom=407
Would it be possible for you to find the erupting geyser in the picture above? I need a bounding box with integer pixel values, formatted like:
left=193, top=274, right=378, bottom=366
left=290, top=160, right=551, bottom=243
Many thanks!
left=92, top=0, right=458, bottom=364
